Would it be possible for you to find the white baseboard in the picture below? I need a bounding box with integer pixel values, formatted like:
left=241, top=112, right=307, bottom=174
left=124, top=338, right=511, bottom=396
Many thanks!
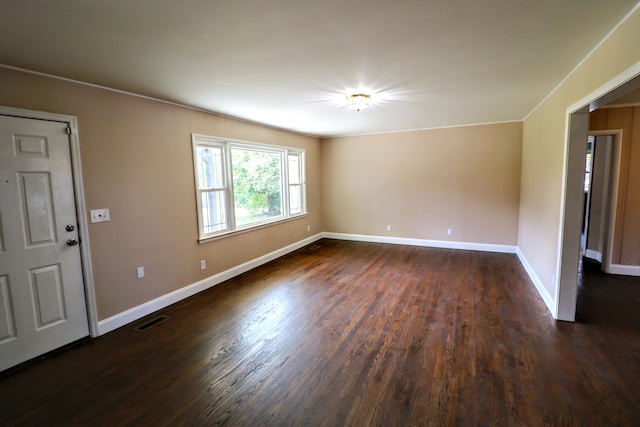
left=322, top=232, right=517, bottom=254
left=516, top=248, right=556, bottom=317
left=98, top=231, right=569, bottom=335
left=584, top=249, right=603, bottom=263
left=607, top=264, right=640, bottom=276
left=97, top=233, right=323, bottom=335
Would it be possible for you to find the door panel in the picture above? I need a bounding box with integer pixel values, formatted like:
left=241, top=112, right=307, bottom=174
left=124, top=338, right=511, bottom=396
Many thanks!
left=20, top=172, right=57, bottom=246
left=15, top=134, right=48, bottom=156
left=0, top=115, right=88, bottom=371
left=0, top=213, right=4, bottom=252
left=30, top=264, right=66, bottom=328
left=0, top=275, right=16, bottom=342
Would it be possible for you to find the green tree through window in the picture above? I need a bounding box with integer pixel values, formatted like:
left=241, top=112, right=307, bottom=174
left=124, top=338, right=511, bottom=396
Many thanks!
left=232, top=148, right=282, bottom=226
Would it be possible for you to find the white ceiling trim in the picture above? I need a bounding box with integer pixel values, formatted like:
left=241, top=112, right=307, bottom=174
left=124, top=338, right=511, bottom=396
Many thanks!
left=0, top=64, right=322, bottom=139
left=2, top=62, right=523, bottom=139
left=319, top=119, right=524, bottom=139
left=523, top=1, right=640, bottom=121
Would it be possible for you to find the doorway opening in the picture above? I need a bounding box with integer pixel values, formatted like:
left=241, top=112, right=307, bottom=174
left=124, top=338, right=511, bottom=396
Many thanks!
left=557, top=63, right=640, bottom=321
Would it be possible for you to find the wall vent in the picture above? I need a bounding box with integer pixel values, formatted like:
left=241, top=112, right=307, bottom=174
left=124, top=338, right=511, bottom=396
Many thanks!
left=134, top=315, right=169, bottom=332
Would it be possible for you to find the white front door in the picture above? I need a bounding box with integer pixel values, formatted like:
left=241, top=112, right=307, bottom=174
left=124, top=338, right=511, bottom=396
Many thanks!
left=0, top=115, right=89, bottom=371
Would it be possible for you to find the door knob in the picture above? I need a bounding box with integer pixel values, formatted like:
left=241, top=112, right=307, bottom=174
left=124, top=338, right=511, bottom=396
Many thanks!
left=66, top=225, right=75, bottom=232
left=66, top=239, right=78, bottom=246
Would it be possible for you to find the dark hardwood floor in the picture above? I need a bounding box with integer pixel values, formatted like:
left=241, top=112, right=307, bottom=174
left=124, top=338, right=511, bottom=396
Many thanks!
left=1, top=239, right=639, bottom=426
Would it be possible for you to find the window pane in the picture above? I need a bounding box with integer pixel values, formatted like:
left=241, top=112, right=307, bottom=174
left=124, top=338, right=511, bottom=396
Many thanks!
left=289, top=184, right=302, bottom=214
left=201, top=190, right=226, bottom=233
left=197, top=146, right=224, bottom=189
left=231, top=148, right=283, bottom=227
left=288, top=154, right=301, bottom=184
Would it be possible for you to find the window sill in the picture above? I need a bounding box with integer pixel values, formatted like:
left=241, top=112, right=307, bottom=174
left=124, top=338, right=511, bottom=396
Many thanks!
left=198, top=213, right=308, bottom=244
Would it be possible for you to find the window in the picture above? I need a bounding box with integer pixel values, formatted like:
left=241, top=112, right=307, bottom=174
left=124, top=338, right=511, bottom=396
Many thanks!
left=193, top=134, right=306, bottom=241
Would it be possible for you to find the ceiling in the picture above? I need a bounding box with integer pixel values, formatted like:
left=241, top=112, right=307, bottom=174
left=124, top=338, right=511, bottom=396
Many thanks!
left=0, top=0, right=638, bottom=137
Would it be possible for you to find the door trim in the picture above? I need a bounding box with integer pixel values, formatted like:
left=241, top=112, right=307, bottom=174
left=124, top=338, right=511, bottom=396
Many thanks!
left=0, top=105, right=99, bottom=337
left=556, top=60, right=640, bottom=321
left=588, top=130, right=623, bottom=274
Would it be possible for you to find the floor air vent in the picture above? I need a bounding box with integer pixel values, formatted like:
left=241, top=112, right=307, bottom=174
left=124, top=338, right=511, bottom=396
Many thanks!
left=308, top=244, right=322, bottom=251
left=134, top=315, right=169, bottom=332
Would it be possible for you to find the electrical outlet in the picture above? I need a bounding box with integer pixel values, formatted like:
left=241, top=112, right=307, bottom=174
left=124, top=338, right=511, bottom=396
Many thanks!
left=136, top=266, right=144, bottom=279
left=200, top=259, right=206, bottom=270
left=386, top=224, right=392, bottom=231
left=447, top=228, right=453, bottom=236
left=307, top=225, right=311, bottom=232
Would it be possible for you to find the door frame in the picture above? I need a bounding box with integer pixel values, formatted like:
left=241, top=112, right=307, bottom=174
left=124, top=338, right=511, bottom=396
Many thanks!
left=587, top=131, right=622, bottom=274
left=581, top=135, right=594, bottom=257
left=0, top=105, right=99, bottom=337
left=556, top=61, right=640, bottom=321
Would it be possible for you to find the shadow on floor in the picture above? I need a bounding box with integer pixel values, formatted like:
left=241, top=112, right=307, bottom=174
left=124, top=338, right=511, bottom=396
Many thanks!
left=576, top=257, right=640, bottom=331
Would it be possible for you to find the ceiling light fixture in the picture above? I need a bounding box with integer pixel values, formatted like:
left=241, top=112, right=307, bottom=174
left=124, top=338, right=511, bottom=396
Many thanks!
left=346, top=93, right=371, bottom=112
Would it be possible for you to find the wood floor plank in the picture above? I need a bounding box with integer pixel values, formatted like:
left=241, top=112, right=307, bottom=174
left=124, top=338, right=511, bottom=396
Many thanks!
left=1, top=239, right=639, bottom=426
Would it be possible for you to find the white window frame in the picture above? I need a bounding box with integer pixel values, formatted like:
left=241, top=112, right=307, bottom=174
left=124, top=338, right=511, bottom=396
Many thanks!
left=192, top=134, right=306, bottom=242
left=287, top=150, right=306, bottom=216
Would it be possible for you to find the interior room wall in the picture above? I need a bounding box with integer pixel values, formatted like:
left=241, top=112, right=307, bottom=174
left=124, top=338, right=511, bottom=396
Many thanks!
left=321, top=122, right=523, bottom=245
left=0, top=67, right=322, bottom=321
left=519, top=7, right=640, bottom=308
left=590, top=107, right=640, bottom=267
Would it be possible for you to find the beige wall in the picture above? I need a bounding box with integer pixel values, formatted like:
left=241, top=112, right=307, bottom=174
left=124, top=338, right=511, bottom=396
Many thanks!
left=321, top=123, right=522, bottom=245
left=519, top=8, right=640, bottom=301
left=590, top=107, right=640, bottom=266
left=0, top=67, right=322, bottom=320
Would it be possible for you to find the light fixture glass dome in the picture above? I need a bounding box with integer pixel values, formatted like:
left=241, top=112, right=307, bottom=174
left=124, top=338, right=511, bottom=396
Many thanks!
left=346, top=93, right=371, bottom=112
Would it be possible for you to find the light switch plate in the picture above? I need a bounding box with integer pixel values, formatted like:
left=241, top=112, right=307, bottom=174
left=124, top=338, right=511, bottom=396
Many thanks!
left=90, top=208, right=110, bottom=223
